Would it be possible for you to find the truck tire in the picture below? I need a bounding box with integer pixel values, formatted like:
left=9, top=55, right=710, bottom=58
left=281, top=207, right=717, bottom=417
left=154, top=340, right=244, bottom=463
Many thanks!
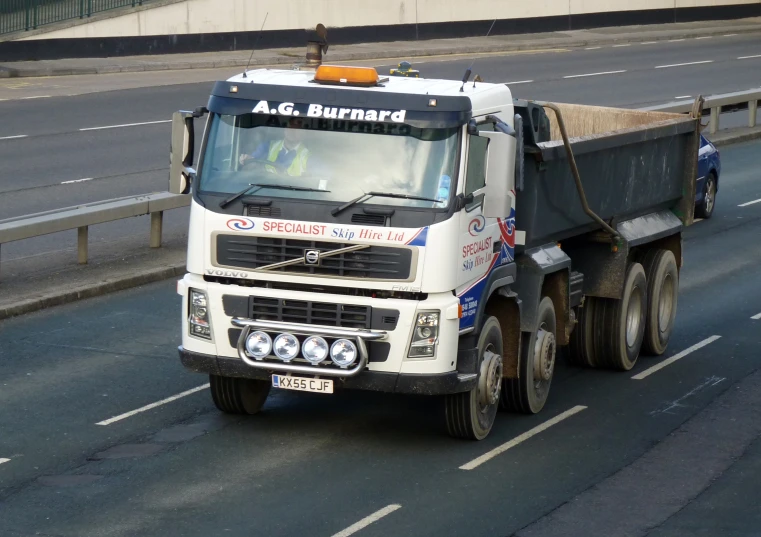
left=445, top=316, right=503, bottom=440
left=567, top=297, right=599, bottom=368
left=597, top=262, right=647, bottom=371
left=501, top=296, right=557, bottom=414
left=210, top=374, right=271, bottom=415
left=641, top=249, right=678, bottom=356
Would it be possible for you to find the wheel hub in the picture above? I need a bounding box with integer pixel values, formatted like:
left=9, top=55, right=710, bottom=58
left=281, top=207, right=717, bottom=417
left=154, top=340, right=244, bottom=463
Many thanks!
left=478, top=350, right=503, bottom=407
left=533, top=329, right=556, bottom=382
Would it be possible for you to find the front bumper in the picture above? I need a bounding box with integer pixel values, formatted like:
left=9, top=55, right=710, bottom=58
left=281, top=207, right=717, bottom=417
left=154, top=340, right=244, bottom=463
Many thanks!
left=179, top=346, right=478, bottom=396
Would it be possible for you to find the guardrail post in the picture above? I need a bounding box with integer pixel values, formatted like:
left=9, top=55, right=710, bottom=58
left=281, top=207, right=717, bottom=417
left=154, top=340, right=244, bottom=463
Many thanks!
left=710, top=107, right=720, bottom=135
left=750, top=100, right=758, bottom=128
left=78, top=226, right=88, bottom=264
left=150, top=211, right=163, bottom=248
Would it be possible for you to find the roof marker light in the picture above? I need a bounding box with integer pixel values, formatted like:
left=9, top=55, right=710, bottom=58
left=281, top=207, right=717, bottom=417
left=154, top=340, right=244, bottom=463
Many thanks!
left=314, top=65, right=380, bottom=87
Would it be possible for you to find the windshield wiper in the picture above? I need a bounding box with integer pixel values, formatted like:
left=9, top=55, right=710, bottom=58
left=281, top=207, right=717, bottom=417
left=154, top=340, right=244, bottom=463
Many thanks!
left=219, top=183, right=329, bottom=208
left=331, top=191, right=443, bottom=217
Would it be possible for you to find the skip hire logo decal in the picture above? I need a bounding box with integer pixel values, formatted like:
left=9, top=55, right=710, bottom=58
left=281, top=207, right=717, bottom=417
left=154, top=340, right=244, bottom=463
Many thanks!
left=468, top=215, right=486, bottom=236
left=252, top=101, right=407, bottom=124
left=226, top=218, right=256, bottom=231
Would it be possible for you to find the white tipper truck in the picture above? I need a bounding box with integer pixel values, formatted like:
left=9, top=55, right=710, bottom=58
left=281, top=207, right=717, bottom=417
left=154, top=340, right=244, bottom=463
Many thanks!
left=170, top=41, right=701, bottom=440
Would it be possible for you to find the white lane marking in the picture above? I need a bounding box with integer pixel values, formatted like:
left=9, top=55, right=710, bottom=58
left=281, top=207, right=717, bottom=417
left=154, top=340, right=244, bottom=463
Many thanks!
left=751, top=312, right=761, bottom=320
left=459, top=405, right=588, bottom=470
left=724, top=34, right=738, bottom=37
left=61, top=177, right=93, bottom=185
left=641, top=41, right=658, bottom=45
left=564, top=70, right=626, bottom=79
left=649, top=376, right=725, bottom=415
left=80, top=119, right=171, bottom=131
left=669, top=39, right=686, bottom=42
left=0, top=135, right=28, bottom=140
left=655, top=60, right=713, bottom=69
left=20, top=95, right=51, bottom=99
left=0, top=458, right=10, bottom=465
left=331, top=504, right=402, bottom=537
left=738, top=198, right=761, bottom=207
left=738, top=54, right=761, bottom=60
left=675, top=95, right=692, bottom=99
left=504, top=80, right=534, bottom=85
left=695, top=36, right=713, bottom=40
left=632, top=336, right=722, bottom=380
left=613, top=44, right=631, bottom=47
left=694, top=217, right=704, bottom=223
left=96, top=384, right=210, bottom=426
left=585, top=46, right=602, bottom=50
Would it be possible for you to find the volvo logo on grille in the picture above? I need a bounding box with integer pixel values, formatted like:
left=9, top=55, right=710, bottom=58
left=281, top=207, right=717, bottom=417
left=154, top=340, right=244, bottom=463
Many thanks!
left=304, top=249, right=321, bottom=265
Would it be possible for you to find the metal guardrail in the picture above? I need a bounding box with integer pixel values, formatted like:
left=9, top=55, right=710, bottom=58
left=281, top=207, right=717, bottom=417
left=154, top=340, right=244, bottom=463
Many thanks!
left=0, top=192, right=189, bottom=280
left=0, top=0, right=144, bottom=36
left=641, top=88, right=761, bottom=134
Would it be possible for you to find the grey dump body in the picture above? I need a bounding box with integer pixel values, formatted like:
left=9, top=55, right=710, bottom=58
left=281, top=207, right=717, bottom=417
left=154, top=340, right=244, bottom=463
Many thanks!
left=513, top=101, right=700, bottom=250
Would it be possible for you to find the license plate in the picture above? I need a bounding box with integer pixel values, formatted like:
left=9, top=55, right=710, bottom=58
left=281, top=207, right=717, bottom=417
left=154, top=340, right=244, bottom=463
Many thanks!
left=272, top=374, right=334, bottom=394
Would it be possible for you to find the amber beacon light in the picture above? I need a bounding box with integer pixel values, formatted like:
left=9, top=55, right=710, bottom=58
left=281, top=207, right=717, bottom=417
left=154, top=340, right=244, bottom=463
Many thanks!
left=314, top=65, right=380, bottom=86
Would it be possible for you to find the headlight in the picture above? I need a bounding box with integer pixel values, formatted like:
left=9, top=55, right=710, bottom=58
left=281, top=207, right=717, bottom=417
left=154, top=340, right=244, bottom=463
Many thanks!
left=189, top=289, right=212, bottom=340
left=273, top=333, right=300, bottom=362
left=246, top=331, right=272, bottom=360
left=408, top=311, right=439, bottom=358
left=330, top=339, right=358, bottom=367
left=302, top=336, right=329, bottom=365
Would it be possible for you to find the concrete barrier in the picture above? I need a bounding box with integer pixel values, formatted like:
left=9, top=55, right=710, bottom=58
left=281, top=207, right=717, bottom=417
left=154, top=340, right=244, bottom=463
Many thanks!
left=1, top=0, right=759, bottom=60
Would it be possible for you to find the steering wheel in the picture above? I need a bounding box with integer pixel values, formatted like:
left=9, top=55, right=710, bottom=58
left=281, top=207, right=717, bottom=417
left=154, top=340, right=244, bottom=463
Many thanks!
left=241, top=157, right=288, bottom=174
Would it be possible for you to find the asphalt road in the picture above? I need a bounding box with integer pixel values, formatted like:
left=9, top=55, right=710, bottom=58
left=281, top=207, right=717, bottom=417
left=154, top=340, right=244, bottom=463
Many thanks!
left=0, top=32, right=759, bottom=274
left=1, top=135, right=761, bottom=536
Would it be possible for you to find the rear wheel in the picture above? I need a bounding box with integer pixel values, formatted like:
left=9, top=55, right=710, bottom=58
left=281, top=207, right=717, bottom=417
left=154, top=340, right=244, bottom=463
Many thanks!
left=210, top=374, right=271, bottom=415
left=501, top=296, right=557, bottom=414
left=641, top=249, right=679, bottom=356
left=567, top=297, right=599, bottom=368
left=596, top=262, right=648, bottom=371
left=445, top=316, right=503, bottom=440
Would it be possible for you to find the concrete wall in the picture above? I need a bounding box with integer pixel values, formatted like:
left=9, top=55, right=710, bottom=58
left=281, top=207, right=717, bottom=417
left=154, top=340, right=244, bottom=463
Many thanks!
left=20, top=0, right=761, bottom=40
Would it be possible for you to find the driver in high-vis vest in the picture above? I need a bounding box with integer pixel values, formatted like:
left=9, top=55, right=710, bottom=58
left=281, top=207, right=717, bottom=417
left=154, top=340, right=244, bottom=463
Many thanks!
left=239, top=118, right=311, bottom=177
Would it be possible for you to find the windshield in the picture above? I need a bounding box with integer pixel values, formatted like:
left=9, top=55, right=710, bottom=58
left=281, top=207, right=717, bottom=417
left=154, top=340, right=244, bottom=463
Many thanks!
left=198, top=112, right=459, bottom=209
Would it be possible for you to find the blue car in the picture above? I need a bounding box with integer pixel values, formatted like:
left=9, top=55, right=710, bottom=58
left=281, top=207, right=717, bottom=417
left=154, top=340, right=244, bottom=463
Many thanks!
left=696, top=134, right=721, bottom=219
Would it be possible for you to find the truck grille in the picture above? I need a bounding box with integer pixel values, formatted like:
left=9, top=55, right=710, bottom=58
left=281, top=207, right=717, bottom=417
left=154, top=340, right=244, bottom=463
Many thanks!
left=216, top=235, right=412, bottom=280
left=250, top=297, right=371, bottom=329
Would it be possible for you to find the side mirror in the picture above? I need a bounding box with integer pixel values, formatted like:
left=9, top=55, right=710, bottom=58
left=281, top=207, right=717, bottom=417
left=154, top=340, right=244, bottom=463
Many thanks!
left=169, top=110, right=196, bottom=194
left=478, top=131, right=516, bottom=218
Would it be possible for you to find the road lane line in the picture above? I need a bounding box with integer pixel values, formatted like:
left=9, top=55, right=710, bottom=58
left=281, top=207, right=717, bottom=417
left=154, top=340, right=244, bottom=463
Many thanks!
left=459, top=405, right=588, bottom=470
left=61, top=177, right=93, bottom=184
left=738, top=198, right=761, bottom=207
left=751, top=313, right=761, bottom=320
left=632, top=336, right=722, bottom=380
left=724, top=34, right=738, bottom=37
left=641, top=41, right=658, bottom=45
left=738, top=55, right=761, bottom=60
left=695, top=36, right=712, bottom=40
left=21, top=95, right=51, bottom=99
left=331, top=504, right=402, bottom=537
left=96, top=384, right=210, bottom=426
left=503, top=80, right=533, bottom=84
left=585, top=46, right=602, bottom=50
left=675, top=95, right=692, bottom=99
left=0, top=458, right=10, bottom=465
left=613, top=44, right=631, bottom=47
left=655, top=60, right=713, bottom=69
left=80, top=119, right=171, bottom=131
left=0, top=135, right=27, bottom=140
left=669, top=39, right=686, bottom=42
left=564, top=70, right=626, bottom=79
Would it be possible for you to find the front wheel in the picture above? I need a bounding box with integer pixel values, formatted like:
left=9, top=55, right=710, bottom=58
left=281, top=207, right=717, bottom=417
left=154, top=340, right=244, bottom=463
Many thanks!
left=696, top=172, right=717, bottom=219
left=501, top=296, right=557, bottom=414
left=210, top=375, right=271, bottom=415
left=445, top=316, right=503, bottom=440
